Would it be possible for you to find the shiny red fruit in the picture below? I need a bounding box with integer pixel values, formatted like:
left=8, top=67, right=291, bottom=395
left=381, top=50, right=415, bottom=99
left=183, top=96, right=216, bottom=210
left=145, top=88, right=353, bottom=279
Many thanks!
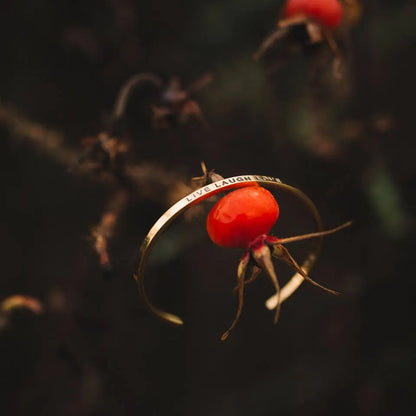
left=207, top=186, right=280, bottom=248
left=285, top=0, right=343, bottom=29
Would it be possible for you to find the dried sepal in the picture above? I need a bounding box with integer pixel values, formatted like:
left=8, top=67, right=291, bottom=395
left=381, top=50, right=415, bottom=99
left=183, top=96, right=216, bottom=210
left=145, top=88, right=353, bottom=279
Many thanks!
left=191, top=161, right=224, bottom=189
left=272, top=244, right=339, bottom=295
left=251, top=243, right=281, bottom=323
left=275, top=221, right=352, bottom=245
left=233, top=264, right=262, bottom=292
left=220, top=252, right=250, bottom=341
left=77, top=132, right=128, bottom=175
left=254, top=25, right=291, bottom=61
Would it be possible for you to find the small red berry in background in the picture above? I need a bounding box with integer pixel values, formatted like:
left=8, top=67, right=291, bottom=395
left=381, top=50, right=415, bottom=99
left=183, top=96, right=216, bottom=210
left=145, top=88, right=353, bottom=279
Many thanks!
left=285, top=0, right=343, bottom=29
left=207, top=186, right=279, bottom=248
left=254, top=0, right=346, bottom=72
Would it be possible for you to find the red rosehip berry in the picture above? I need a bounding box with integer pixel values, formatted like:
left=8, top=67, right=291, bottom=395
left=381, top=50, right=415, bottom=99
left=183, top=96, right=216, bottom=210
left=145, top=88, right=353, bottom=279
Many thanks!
left=285, top=0, right=343, bottom=29
left=206, top=186, right=280, bottom=248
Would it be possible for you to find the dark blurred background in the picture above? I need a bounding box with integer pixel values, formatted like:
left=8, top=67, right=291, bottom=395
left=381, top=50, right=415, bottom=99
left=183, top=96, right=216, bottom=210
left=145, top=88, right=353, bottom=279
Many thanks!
left=0, top=0, right=415, bottom=415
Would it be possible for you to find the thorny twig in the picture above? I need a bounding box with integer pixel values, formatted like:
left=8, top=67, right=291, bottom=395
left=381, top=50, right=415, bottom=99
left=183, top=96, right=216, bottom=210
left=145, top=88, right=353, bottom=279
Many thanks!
left=0, top=101, right=77, bottom=166
left=0, top=67, right=214, bottom=303
left=0, top=102, right=188, bottom=199
left=0, top=101, right=196, bottom=274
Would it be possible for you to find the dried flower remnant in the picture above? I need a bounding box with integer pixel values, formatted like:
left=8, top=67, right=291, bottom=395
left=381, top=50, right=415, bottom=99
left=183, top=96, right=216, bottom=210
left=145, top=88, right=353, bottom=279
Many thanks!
left=181, top=162, right=225, bottom=221
left=254, top=0, right=354, bottom=79
left=191, top=161, right=224, bottom=190
left=77, top=132, right=129, bottom=177
left=109, top=72, right=212, bottom=130
left=151, top=74, right=212, bottom=129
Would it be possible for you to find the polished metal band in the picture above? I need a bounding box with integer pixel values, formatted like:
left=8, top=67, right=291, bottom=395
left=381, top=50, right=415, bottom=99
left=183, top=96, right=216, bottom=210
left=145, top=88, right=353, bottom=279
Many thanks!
left=135, top=175, right=323, bottom=325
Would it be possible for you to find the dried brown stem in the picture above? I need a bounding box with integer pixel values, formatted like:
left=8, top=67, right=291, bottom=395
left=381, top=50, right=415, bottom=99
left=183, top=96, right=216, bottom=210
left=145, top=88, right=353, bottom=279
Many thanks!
left=0, top=102, right=77, bottom=166
left=254, top=26, right=289, bottom=61
left=112, top=73, right=163, bottom=121
left=0, top=102, right=187, bottom=205
left=186, top=73, right=213, bottom=96
left=322, top=29, right=343, bottom=80
left=92, top=190, right=130, bottom=269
